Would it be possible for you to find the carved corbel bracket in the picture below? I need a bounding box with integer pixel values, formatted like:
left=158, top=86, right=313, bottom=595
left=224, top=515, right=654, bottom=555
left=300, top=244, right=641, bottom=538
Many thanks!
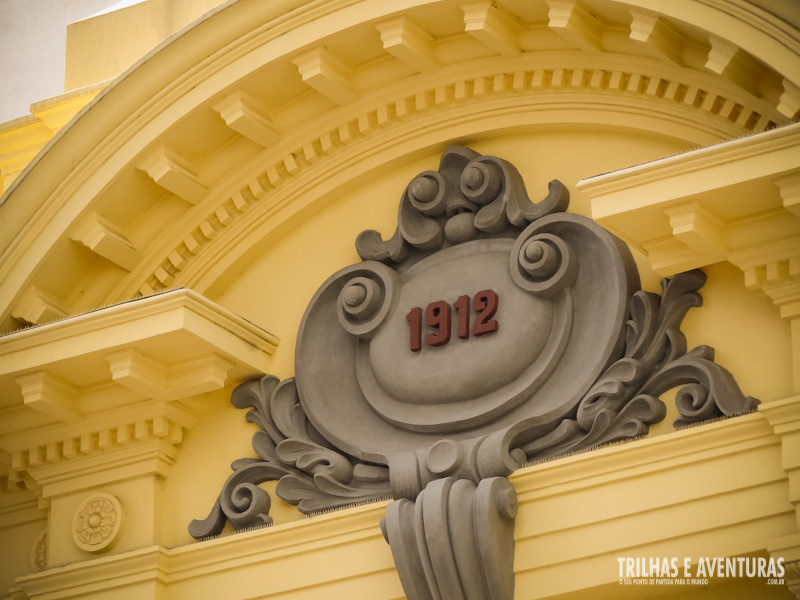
left=382, top=477, right=517, bottom=600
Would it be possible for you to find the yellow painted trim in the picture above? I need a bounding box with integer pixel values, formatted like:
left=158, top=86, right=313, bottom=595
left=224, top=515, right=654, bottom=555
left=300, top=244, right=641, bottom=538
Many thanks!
left=0, top=0, right=795, bottom=333
left=0, top=81, right=109, bottom=191
left=31, top=82, right=109, bottom=128
left=623, top=0, right=800, bottom=87
left=0, top=289, right=278, bottom=500
left=580, top=122, right=800, bottom=275
left=12, top=410, right=794, bottom=599
left=0, top=495, right=42, bottom=531
left=581, top=121, right=800, bottom=218
left=0, top=288, right=277, bottom=379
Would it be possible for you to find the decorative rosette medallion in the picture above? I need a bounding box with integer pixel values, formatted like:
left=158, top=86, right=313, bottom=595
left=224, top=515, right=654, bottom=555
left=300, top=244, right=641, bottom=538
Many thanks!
left=191, top=146, right=757, bottom=600
left=72, top=492, right=123, bottom=553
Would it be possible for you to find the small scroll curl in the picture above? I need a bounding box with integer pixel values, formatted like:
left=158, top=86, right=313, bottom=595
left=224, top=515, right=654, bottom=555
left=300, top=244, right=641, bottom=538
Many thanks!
left=510, top=231, right=577, bottom=296
left=461, top=158, right=503, bottom=206
left=408, top=170, right=449, bottom=215
left=334, top=262, right=402, bottom=339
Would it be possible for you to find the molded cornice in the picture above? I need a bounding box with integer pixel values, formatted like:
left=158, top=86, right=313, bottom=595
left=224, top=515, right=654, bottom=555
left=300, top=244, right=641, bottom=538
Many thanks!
left=0, top=0, right=797, bottom=334
left=0, top=289, right=277, bottom=498
left=579, top=122, right=800, bottom=276
left=13, top=410, right=794, bottom=599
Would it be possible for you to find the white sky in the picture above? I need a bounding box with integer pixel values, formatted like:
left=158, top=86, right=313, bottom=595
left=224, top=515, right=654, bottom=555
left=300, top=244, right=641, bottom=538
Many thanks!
left=0, top=0, right=124, bottom=122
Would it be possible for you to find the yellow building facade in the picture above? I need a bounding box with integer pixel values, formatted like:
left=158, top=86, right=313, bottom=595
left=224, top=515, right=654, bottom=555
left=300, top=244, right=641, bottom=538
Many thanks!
left=0, top=1, right=799, bottom=598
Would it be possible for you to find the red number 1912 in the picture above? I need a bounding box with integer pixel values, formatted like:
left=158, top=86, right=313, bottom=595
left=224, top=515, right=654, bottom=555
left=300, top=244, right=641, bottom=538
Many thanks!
left=405, top=290, right=499, bottom=352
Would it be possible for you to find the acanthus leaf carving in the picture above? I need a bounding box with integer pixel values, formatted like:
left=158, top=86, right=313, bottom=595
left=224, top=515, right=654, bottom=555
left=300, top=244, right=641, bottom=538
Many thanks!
left=524, top=269, right=759, bottom=462
left=188, top=377, right=390, bottom=539
left=650, top=345, right=760, bottom=428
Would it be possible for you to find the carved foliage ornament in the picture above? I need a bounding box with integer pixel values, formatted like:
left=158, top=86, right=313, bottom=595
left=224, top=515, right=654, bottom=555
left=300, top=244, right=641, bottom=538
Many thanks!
left=190, top=146, right=757, bottom=599
left=30, top=528, right=47, bottom=572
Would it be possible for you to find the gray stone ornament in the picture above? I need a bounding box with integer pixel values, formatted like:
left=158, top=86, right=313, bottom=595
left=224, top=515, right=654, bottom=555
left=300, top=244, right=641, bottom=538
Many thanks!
left=190, top=146, right=758, bottom=600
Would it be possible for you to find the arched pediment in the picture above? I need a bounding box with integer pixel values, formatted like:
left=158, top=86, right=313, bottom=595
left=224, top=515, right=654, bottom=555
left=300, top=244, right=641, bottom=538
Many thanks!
left=0, top=0, right=797, bottom=331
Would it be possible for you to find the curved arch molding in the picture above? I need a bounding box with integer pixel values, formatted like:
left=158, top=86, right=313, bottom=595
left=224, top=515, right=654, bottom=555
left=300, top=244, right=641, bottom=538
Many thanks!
left=0, top=0, right=797, bottom=331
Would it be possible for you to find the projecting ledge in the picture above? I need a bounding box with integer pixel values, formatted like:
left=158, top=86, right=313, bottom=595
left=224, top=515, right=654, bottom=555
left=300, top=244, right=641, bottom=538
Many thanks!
left=578, top=122, right=800, bottom=278
left=15, top=502, right=398, bottom=600
left=0, top=288, right=278, bottom=425
left=12, top=411, right=793, bottom=599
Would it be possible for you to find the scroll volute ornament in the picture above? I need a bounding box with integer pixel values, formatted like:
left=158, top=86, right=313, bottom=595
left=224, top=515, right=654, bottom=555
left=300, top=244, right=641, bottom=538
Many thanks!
left=190, top=146, right=757, bottom=600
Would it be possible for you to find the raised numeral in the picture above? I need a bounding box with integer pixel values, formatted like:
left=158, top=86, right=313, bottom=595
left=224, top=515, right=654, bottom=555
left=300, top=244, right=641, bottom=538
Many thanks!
left=473, top=289, right=499, bottom=336
left=406, top=306, right=423, bottom=352
left=425, top=300, right=452, bottom=347
left=454, top=294, right=470, bottom=340
left=406, top=291, right=499, bottom=351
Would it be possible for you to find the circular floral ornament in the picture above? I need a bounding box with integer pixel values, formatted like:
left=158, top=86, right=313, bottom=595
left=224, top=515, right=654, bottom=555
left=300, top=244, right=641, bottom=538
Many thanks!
left=72, top=492, right=123, bottom=552
left=29, top=527, right=47, bottom=572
